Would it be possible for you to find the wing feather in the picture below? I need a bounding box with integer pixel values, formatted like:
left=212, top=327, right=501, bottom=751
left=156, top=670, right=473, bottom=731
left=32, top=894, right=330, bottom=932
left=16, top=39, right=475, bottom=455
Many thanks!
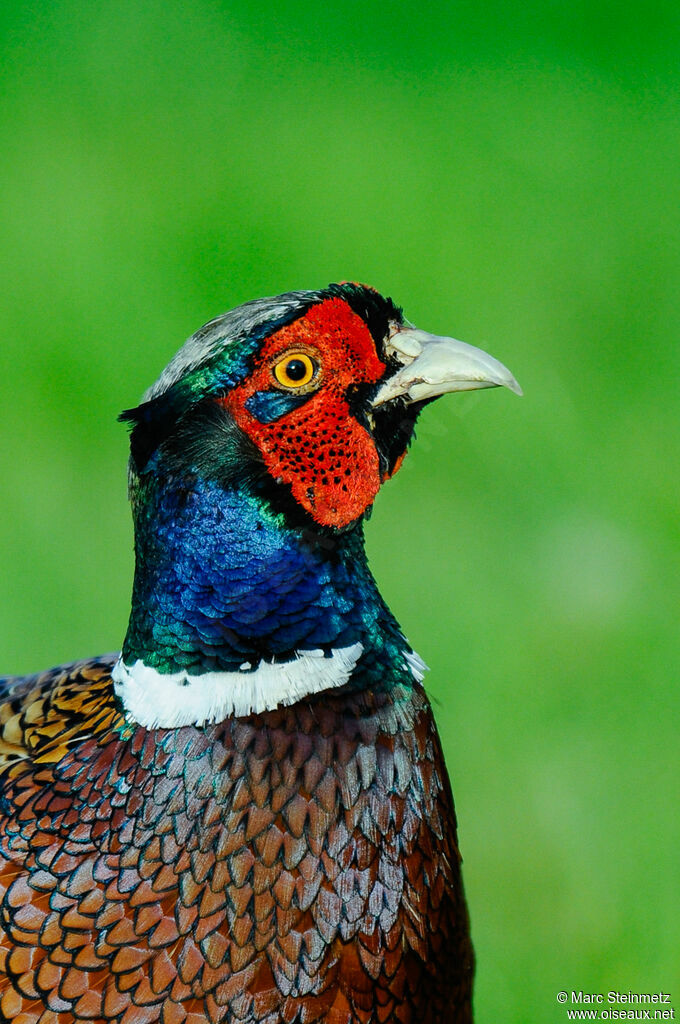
left=0, top=656, right=125, bottom=777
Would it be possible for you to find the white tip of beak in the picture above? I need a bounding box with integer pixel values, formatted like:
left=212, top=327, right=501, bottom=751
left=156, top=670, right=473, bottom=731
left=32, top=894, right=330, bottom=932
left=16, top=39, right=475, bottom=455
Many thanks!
left=372, top=326, right=523, bottom=407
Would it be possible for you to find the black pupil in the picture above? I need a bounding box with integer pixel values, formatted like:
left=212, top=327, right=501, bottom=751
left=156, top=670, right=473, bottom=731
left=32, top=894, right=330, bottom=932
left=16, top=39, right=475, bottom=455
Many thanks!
left=286, top=358, right=308, bottom=381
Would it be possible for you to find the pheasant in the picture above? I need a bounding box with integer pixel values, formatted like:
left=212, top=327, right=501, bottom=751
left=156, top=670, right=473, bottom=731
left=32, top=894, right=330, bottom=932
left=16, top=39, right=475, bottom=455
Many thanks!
left=0, top=283, right=520, bottom=1023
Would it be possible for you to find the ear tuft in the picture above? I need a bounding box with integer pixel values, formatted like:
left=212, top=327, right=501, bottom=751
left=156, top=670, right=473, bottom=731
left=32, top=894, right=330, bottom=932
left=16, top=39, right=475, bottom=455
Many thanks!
left=119, top=389, right=188, bottom=471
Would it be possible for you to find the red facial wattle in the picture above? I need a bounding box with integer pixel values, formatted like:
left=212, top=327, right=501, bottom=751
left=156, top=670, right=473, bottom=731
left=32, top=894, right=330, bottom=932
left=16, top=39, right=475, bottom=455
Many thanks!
left=223, top=297, right=388, bottom=528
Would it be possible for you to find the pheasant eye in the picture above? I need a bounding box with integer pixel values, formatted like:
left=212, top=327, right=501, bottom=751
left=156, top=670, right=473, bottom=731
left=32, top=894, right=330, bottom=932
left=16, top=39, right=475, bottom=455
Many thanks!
left=273, top=352, right=317, bottom=389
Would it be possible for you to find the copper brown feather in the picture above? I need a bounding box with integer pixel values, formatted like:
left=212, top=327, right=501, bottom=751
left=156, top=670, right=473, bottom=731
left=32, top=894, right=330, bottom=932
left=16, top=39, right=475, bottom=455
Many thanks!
left=0, top=658, right=473, bottom=1023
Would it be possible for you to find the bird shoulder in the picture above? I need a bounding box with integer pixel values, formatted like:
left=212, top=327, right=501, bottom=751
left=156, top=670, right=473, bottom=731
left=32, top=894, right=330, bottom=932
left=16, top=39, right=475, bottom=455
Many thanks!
left=0, top=656, right=125, bottom=778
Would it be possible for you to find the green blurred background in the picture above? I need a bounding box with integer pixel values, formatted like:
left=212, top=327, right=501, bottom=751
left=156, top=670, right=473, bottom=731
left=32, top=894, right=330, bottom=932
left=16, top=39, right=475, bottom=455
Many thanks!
left=1, top=0, right=678, bottom=1018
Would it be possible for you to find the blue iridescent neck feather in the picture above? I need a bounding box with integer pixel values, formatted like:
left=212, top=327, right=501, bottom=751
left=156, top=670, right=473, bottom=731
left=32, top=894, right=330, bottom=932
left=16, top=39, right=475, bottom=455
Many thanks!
left=121, top=468, right=415, bottom=694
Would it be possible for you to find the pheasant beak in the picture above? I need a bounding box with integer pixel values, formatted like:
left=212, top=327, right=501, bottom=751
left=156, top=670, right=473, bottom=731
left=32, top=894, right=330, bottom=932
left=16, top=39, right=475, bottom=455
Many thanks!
left=371, top=325, right=522, bottom=407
